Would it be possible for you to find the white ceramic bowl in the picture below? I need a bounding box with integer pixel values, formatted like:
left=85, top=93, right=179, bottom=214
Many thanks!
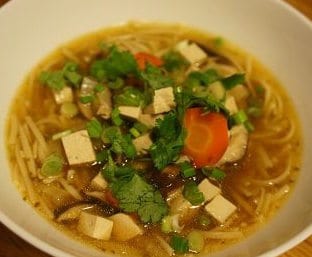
left=0, top=0, right=312, bottom=256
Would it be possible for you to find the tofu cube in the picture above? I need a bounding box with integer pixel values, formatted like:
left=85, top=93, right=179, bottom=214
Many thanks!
left=205, top=195, right=237, bottom=223
left=77, top=211, right=113, bottom=240
left=61, top=130, right=96, bottom=165
left=138, top=114, right=157, bottom=128
left=153, top=87, right=176, bottom=114
left=109, top=213, right=143, bottom=241
left=178, top=43, right=207, bottom=64
left=54, top=87, right=73, bottom=104
left=91, top=172, right=108, bottom=190
left=133, top=134, right=153, bottom=154
left=224, top=95, right=238, bottom=115
left=118, top=106, right=141, bottom=119
left=198, top=179, right=221, bottom=202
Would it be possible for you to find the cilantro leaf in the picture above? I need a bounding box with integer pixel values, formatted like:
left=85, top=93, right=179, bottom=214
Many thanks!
left=150, top=112, right=185, bottom=170
left=102, top=126, right=136, bottom=159
left=138, top=191, right=168, bottom=223
left=39, top=70, right=66, bottom=91
left=139, top=64, right=174, bottom=89
left=162, top=50, right=189, bottom=72
left=185, top=69, right=219, bottom=88
left=86, top=118, right=103, bottom=138
left=175, top=88, right=229, bottom=121
left=62, top=62, right=82, bottom=87
left=101, top=152, right=135, bottom=182
left=221, top=73, right=245, bottom=90
left=114, top=86, right=144, bottom=107
left=111, top=173, right=168, bottom=223
left=90, top=46, right=137, bottom=81
left=39, top=61, right=82, bottom=91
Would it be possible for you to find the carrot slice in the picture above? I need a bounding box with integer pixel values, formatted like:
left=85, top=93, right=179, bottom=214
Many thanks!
left=135, top=52, right=163, bottom=70
left=105, top=189, right=119, bottom=208
left=183, top=108, right=229, bottom=168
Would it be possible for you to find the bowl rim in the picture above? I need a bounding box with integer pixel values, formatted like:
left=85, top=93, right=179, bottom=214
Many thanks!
left=0, top=0, right=312, bottom=257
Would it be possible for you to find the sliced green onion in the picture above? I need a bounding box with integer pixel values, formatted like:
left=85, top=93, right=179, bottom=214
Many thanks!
left=161, top=216, right=172, bottom=233
left=96, top=149, right=109, bottom=163
left=198, top=215, right=211, bottom=227
left=94, top=84, right=105, bottom=92
left=179, top=161, right=196, bottom=178
left=255, top=84, right=265, bottom=94
left=202, top=167, right=226, bottom=181
left=79, top=95, right=95, bottom=104
left=187, top=231, right=204, bottom=253
left=213, top=37, right=224, bottom=48
left=183, top=181, right=205, bottom=206
left=210, top=167, right=226, bottom=181
left=60, top=102, right=79, bottom=118
left=52, top=130, right=72, bottom=140
left=133, top=122, right=148, bottom=134
left=41, top=153, right=63, bottom=177
left=101, top=126, right=120, bottom=144
left=129, top=127, right=141, bottom=138
left=86, top=118, right=103, bottom=138
left=247, top=106, right=262, bottom=117
left=170, top=235, right=189, bottom=254
left=111, top=108, right=123, bottom=126
left=114, top=86, right=144, bottom=107
left=107, top=77, right=124, bottom=89
left=244, top=120, right=255, bottom=132
left=232, top=110, right=248, bottom=125
left=222, top=73, right=245, bottom=90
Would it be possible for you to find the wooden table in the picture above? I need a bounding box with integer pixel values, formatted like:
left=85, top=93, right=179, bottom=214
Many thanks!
left=0, top=0, right=311, bottom=256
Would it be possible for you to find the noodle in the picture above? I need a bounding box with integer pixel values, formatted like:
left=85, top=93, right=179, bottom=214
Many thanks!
left=8, top=115, right=18, bottom=145
left=203, top=231, right=244, bottom=240
left=25, top=116, right=48, bottom=155
left=15, top=144, right=38, bottom=205
left=250, top=159, right=292, bottom=186
left=58, top=178, right=82, bottom=200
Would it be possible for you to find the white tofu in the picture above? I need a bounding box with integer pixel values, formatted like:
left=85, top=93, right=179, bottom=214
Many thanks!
left=207, top=81, right=225, bottom=100
left=109, top=213, right=143, bottom=241
left=224, top=95, right=238, bottom=115
left=54, top=87, right=73, bottom=104
left=133, top=134, right=153, bottom=154
left=118, top=106, right=141, bottom=119
left=177, top=43, right=207, bottom=64
left=138, top=114, right=157, bottom=128
left=77, top=211, right=113, bottom=240
left=61, top=130, right=96, bottom=165
left=91, top=172, right=108, bottom=190
left=153, top=87, right=176, bottom=114
left=205, top=195, right=237, bottom=223
left=198, top=179, right=221, bottom=202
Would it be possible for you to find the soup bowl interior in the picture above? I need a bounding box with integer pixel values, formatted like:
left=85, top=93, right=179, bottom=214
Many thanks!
left=0, top=0, right=312, bottom=257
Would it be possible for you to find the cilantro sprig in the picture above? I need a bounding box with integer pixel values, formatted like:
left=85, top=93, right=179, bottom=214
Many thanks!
left=149, top=112, right=185, bottom=170
left=39, top=61, right=82, bottom=91
left=90, top=46, right=137, bottom=81
left=102, top=156, right=168, bottom=223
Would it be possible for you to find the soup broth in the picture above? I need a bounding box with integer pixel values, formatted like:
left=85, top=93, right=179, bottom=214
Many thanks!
left=6, top=23, right=302, bottom=256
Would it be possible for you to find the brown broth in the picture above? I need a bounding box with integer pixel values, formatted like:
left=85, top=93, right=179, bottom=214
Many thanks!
left=6, top=22, right=302, bottom=257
